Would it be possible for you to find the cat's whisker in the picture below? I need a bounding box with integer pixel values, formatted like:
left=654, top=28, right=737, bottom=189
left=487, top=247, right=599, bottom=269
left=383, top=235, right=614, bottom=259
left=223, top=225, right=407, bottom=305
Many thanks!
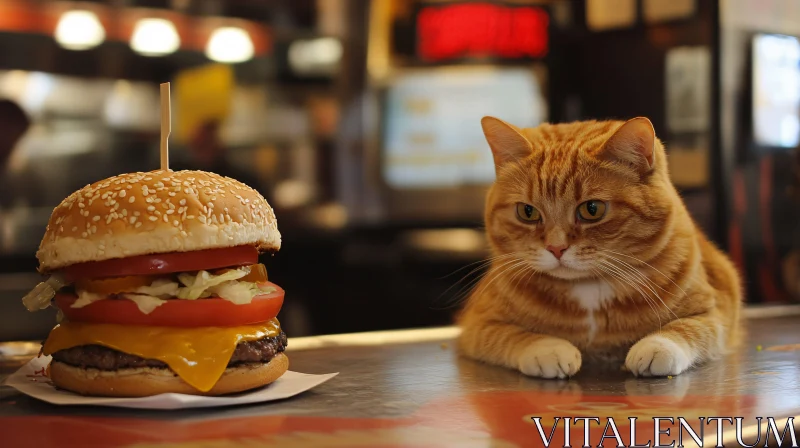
left=592, top=267, right=644, bottom=318
left=600, top=252, right=679, bottom=298
left=476, top=258, right=532, bottom=296
left=439, top=251, right=528, bottom=280
left=602, top=257, right=681, bottom=322
left=598, top=258, right=664, bottom=306
left=600, top=248, right=689, bottom=298
left=441, top=255, right=528, bottom=307
left=597, top=260, right=662, bottom=330
left=591, top=267, right=619, bottom=297
left=508, top=263, right=535, bottom=293
left=594, top=262, right=658, bottom=321
left=434, top=252, right=531, bottom=309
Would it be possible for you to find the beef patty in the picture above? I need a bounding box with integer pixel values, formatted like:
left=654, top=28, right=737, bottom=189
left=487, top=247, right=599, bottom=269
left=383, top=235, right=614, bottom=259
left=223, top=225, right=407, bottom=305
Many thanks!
left=51, top=331, right=287, bottom=371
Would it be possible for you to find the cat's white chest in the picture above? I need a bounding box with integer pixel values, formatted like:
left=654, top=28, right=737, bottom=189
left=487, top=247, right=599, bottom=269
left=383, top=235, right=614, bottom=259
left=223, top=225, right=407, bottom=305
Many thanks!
left=569, top=281, right=615, bottom=341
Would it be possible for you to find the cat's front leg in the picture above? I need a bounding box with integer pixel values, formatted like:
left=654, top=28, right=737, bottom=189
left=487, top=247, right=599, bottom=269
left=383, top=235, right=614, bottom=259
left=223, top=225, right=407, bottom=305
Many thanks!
left=625, top=311, right=724, bottom=377
left=458, top=320, right=582, bottom=379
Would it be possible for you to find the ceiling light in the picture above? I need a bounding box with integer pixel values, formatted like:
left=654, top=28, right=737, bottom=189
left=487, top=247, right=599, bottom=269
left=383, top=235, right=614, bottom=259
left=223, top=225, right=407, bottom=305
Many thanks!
left=205, top=27, right=254, bottom=63
left=54, top=10, right=106, bottom=50
left=130, top=18, right=180, bottom=56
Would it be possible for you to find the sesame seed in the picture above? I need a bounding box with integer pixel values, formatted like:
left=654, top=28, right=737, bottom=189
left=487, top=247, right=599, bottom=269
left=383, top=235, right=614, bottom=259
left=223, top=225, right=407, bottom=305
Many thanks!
left=187, top=215, right=195, bottom=220
left=119, top=190, right=126, bottom=198
left=149, top=216, right=158, bottom=221
left=168, top=192, right=176, bottom=197
left=173, top=220, right=179, bottom=226
left=147, top=205, right=155, bottom=212
left=92, top=216, right=100, bottom=222
left=72, top=226, right=78, bottom=231
left=134, top=211, right=140, bottom=216
left=129, top=196, right=135, bottom=203
left=163, top=215, right=168, bottom=222
left=129, top=217, right=136, bottom=224
left=135, top=222, right=142, bottom=228
left=166, top=209, right=174, bottom=214
left=81, top=232, right=88, bottom=238
left=179, top=199, right=186, bottom=206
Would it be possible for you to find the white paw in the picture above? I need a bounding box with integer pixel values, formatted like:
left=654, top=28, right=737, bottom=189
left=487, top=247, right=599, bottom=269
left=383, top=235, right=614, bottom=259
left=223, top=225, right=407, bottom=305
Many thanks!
left=518, top=338, right=581, bottom=379
left=626, top=335, right=691, bottom=377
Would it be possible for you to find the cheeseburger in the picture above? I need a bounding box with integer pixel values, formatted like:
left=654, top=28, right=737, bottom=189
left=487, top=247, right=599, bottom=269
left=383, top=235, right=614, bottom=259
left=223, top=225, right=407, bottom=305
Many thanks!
left=22, top=170, right=288, bottom=397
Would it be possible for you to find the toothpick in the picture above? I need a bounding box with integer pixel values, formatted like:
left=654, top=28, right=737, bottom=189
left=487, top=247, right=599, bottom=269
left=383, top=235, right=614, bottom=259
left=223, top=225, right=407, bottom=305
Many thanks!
left=160, top=82, right=171, bottom=171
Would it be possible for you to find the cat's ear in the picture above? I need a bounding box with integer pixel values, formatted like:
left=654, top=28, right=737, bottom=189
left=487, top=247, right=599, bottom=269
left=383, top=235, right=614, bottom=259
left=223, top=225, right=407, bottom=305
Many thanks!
left=481, top=116, right=532, bottom=167
left=597, top=117, right=656, bottom=172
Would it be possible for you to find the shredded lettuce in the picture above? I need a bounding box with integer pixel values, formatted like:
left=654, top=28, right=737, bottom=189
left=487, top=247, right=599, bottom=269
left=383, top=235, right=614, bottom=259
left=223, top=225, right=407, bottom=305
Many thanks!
left=176, top=269, right=247, bottom=300
left=209, top=281, right=265, bottom=304
left=134, top=278, right=181, bottom=298
left=69, top=267, right=273, bottom=314
left=122, top=293, right=167, bottom=314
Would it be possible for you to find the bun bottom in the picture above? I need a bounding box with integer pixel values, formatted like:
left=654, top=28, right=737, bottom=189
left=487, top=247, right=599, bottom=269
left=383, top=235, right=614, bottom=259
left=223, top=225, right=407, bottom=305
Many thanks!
left=49, top=353, right=289, bottom=397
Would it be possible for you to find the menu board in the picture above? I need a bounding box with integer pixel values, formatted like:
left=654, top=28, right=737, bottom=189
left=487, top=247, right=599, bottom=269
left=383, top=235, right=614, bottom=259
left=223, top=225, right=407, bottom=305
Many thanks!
left=382, top=68, right=544, bottom=188
left=752, top=33, right=800, bottom=148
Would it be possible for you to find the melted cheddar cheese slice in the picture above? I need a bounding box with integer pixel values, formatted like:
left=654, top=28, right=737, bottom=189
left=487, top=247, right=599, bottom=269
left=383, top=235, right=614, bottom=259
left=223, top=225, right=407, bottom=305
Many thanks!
left=42, top=319, right=281, bottom=392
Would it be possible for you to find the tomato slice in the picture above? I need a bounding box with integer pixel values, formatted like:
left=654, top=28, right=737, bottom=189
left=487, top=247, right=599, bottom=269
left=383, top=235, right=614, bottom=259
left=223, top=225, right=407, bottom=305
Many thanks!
left=62, top=246, right=259, bottom=281
left=55, top=282, right=284, bottom=327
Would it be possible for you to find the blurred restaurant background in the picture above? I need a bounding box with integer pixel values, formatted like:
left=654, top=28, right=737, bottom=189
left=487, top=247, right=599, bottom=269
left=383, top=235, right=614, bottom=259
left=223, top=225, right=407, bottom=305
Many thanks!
left=0, top=0, right=799, bottom=341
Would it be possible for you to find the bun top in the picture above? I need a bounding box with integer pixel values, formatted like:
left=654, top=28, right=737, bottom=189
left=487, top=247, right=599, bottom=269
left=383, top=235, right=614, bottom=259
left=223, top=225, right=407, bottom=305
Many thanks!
left=37, top=170, right=280, bottom=272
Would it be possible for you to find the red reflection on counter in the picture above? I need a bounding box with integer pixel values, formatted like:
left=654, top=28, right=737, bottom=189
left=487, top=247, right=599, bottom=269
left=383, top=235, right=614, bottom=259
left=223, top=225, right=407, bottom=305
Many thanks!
left=417, top=3, right=549, bottom=61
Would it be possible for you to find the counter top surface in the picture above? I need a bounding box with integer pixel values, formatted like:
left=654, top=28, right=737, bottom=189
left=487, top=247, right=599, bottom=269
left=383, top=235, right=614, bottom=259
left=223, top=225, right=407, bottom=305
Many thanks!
left=1, top=311, right=799, bottom=447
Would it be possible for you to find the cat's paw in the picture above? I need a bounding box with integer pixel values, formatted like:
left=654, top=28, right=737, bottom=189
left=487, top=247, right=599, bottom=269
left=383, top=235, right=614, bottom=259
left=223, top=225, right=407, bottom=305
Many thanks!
left=518, top=338, right=581, bottom=379
left=625, top=335, right=691, bottom=377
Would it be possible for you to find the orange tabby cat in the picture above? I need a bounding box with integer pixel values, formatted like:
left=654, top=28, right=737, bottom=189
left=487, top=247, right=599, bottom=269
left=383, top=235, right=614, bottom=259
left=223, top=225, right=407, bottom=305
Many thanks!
left=457, top=116, right=742, bottom=378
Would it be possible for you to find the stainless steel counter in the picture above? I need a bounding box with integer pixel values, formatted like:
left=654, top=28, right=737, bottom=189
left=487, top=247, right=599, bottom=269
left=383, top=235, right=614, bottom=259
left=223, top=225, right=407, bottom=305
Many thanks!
left=1, top=308, right=799, bottom=447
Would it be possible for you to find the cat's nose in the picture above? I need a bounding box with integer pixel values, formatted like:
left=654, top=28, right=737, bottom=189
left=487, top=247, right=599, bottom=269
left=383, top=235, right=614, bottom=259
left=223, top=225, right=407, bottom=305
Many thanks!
left=546, top=244, right=569, bottom=260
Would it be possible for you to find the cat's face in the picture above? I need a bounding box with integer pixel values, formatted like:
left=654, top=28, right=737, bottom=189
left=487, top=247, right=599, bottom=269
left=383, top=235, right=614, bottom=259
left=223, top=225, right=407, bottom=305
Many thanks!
left=483, top=117, right=674, bottom=281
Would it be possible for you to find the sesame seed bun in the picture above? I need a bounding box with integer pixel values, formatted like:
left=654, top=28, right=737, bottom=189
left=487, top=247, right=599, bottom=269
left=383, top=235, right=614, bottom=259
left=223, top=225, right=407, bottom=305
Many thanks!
left=48, top=353, right=290, bottom=397
left=37, top=170, right=281, bottom=272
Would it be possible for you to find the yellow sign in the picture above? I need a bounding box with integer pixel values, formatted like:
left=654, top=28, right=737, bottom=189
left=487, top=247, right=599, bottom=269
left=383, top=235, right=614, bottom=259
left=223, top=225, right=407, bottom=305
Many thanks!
left=173, top=64, right=234, bottom=142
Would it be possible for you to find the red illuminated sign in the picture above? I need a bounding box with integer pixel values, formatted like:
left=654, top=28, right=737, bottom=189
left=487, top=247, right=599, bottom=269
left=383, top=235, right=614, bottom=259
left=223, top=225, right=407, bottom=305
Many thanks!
left=417, top=3, right=549, bottom=62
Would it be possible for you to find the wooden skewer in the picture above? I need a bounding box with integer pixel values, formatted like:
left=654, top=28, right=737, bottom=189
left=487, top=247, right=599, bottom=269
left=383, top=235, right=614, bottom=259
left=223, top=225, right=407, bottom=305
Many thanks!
left=160, top=82, right=171, bottom=171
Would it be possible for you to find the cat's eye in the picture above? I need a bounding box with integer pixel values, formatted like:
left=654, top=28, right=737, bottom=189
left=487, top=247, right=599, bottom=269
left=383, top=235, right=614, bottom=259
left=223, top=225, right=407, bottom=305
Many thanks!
left=577, top=200, right=607, bottom=222
left=516, top=203, right=541, bottom=223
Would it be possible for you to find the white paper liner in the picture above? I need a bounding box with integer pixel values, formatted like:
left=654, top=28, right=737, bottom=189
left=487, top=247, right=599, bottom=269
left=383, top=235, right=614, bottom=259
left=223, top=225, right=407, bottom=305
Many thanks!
left=4, top=355, right=337, bottom=410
